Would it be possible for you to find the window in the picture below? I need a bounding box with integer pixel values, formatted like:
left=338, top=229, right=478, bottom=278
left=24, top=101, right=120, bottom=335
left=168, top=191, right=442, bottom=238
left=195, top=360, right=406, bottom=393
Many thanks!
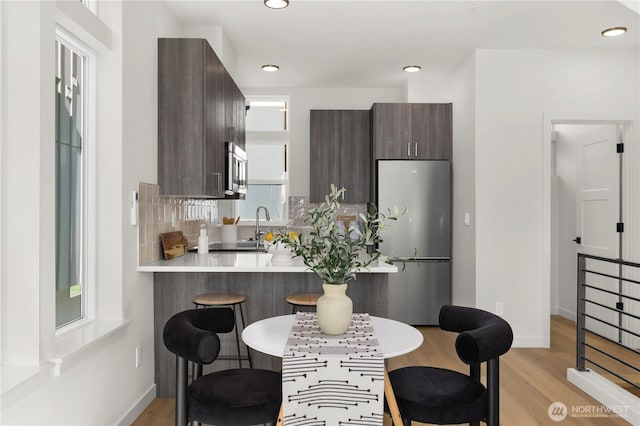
left=246, top=100, right=288, bottom=131
left=55, top=34, right=92, bottom=329
left=238, top=143, right=288, bottom=223
left=239, top=97, right=290, bottom=225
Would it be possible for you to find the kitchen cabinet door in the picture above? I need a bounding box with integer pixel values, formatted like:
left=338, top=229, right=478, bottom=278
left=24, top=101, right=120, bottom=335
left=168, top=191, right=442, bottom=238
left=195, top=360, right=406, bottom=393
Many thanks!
left=233, top=83, right=246, bottom=149
left=310, top=110, right=340, bottom=202
left=158, top=38, right=208, bottom=196
left=158, top=38, right=244, bottom=198
left=412, top=103, right=452, bottom=160
left=339, top=110, right=370, bottom=203
left=371, top=103, right=412, bottom=160
left=310, top=110, right=371, bottom=203
left=204, top=44, right=226, bottom=196
left=224, top=70, right=246, bottom=149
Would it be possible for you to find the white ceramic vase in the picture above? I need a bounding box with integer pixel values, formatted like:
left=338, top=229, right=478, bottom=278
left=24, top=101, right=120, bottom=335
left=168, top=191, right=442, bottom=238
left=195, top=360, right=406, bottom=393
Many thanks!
left=316, top=283, right=353, bottom=335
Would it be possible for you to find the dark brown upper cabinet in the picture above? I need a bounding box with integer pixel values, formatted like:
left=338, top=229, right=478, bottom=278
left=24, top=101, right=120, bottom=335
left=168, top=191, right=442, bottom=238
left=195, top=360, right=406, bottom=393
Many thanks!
left=371, top=103, right=452, bottom=160
left=158, top=38, right=245, bottom=198
left=310, top=110, right=371, bottom=203
left=224, top=69, right=246, bottom=150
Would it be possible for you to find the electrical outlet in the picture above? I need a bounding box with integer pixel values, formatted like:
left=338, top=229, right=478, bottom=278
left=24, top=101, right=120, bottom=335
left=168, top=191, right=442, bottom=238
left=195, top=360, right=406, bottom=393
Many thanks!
left=135, top=345, right=142, bottom=368
left=495, top=302, right=503, bottom=316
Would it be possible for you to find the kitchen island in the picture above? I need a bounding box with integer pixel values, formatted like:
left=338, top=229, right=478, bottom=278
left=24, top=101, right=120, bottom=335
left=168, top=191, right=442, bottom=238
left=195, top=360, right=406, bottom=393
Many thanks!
left=139, top=252, right=396, bottom=397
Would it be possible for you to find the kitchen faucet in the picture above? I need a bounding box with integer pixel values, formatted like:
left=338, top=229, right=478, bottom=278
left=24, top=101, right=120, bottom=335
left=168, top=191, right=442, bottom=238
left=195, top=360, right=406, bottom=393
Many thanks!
left=255, top=206, right=271, bottom=249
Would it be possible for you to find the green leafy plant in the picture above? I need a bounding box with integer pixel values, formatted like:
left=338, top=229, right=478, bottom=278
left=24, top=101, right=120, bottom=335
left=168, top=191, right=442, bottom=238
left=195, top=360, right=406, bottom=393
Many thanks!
left=269, top=184, right=405, bottom=284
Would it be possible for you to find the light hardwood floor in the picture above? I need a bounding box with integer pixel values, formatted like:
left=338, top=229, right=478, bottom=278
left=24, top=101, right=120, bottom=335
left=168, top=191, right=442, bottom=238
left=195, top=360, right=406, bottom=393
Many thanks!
left=133, top=316, right=635, bottom=425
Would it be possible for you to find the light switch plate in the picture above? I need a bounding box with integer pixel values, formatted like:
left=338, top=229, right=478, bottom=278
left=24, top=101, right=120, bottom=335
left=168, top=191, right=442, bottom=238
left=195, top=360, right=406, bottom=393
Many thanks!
left=464, top=212, right=471, bottom=226
left=131, top=190, right=138, bottom=226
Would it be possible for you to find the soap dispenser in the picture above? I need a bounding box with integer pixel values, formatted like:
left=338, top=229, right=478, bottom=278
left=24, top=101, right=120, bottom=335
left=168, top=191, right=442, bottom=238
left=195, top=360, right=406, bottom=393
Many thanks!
left=197, top=224, right=209, bottom=254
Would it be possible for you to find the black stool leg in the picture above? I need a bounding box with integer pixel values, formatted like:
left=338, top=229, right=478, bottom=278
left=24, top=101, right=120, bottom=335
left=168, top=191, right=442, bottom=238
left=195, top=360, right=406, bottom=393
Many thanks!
left=175, top=356, right=188, bottom=426
left=232, top=304, right=242, bottom=368
left=291, top=304, right=296, bottom=314
left=193, top=362, right=202, bottom=382
left=238, top=302, right=253, bottom=367
left=192, top=303, right=202, bottom=382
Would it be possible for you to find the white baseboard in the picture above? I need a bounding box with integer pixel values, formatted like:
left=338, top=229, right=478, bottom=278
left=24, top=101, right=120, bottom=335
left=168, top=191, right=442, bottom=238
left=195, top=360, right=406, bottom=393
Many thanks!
left=567, top=368, right=639, bottom=425
left=558, top=307, right=576, bottom=322
left=116, top=383, right=156, bottom=426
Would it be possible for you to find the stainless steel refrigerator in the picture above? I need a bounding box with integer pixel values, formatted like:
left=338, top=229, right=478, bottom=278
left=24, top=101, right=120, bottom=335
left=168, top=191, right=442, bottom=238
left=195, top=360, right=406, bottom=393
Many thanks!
left=377, top=160, right=451, bottom=325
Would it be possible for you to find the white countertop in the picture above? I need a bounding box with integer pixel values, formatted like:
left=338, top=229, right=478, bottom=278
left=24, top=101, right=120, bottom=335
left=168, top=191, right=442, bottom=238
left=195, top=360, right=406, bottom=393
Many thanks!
left=137, top=252, right=398, bottom=273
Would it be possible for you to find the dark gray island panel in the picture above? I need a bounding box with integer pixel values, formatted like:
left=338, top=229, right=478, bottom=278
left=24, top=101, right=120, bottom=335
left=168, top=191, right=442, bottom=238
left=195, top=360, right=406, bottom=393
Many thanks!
left=153, top=272, right=388, bottom=397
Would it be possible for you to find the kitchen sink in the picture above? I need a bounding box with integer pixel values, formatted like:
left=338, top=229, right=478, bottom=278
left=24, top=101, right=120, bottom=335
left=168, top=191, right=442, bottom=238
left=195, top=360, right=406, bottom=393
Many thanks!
left=189, top=240, right=266, bottom=252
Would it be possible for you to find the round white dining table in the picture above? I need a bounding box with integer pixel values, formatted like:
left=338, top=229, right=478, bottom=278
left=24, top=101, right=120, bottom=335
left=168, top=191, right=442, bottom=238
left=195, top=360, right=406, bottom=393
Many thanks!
left=242, top=314, right=423, bottom=358
left=242, top=314, right=423, bottom=426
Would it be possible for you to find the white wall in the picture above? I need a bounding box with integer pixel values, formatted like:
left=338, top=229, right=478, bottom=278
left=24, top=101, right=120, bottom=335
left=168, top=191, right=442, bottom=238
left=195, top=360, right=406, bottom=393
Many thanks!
left=119, top=0, right=184, bottom=421
left=183, top=26, right=239, bottom=80
left=448, top=52, right=477, bottom=307
left=242, top=87, right=404, bottom=197
left=1, top=1, right=184, bottom=424
left=474, top=49, right=639, bottom=346
left=1, top=0, right=55, bottom=368
left=405, top=74, right=452, bottom=104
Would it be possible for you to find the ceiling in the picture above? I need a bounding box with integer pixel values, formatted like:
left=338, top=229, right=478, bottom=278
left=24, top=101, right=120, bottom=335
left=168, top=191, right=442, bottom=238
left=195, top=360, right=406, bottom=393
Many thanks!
left=164, top=0, right=640, bottom=89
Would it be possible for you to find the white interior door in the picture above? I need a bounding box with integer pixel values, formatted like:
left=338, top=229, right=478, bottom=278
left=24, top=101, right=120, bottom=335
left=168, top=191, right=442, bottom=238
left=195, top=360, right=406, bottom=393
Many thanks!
left=576, top=126, right=620, bottom=340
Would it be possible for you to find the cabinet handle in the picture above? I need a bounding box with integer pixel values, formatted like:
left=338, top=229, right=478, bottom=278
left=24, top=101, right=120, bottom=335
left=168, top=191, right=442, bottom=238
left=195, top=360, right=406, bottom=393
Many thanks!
left=407, top=142, right=411, bottom=157
left=284, top=145, right=287, bottom=172
left=415, top=143, right=418, bottom=157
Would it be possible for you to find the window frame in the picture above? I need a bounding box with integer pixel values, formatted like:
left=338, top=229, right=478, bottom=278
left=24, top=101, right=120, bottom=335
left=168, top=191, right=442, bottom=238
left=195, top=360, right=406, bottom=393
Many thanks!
left=54, top=27, right=98, bottom=334
left=236, top=96, right=291, bottom=227
left=246, top=97, right=289, bottom=132
left=237, top=176, right=290, bottom=227
left=80, top=0, right=98, bottom=15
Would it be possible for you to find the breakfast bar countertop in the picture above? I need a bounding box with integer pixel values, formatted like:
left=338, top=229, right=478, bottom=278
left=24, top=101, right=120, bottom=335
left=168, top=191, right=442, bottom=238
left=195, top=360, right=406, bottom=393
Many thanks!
left=137, top=252, right=398, bottom=273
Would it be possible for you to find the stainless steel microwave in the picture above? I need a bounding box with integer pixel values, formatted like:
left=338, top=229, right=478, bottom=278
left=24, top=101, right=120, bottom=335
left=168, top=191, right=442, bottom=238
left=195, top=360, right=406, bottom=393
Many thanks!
left=225, top=142, right=247, bottom=198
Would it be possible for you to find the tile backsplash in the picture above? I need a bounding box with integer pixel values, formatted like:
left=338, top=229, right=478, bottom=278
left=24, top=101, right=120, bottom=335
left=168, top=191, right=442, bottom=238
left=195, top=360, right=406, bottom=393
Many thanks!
left=137, top=182, right=367, bottom=265
left=138, top=182, right=221, bottom=265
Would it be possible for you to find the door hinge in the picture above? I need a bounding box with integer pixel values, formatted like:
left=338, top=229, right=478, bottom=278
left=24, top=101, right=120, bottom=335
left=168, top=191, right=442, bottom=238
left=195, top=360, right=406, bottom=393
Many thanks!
left=616, top=222, right=624, bottom=233
left=616, top=301, right=624, bottom=311
left=616, top=143, right=624, bottom=153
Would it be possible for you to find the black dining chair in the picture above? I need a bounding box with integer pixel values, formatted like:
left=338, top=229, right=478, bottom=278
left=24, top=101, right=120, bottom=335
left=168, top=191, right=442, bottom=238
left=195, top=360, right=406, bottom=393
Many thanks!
left=387, top=305, right=513, bottom=426
left=163, top=308, right=281, bottom=426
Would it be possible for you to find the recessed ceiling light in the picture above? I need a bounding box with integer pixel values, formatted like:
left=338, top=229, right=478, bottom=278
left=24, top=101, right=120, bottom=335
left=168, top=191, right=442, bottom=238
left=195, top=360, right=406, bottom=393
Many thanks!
left=261, top=64, right=280, bottom=72
left=601, top=27, right=627, bottom=37
left=264, top=0, right=289, bottom=9
left=403, top=65, right=421, bottom=73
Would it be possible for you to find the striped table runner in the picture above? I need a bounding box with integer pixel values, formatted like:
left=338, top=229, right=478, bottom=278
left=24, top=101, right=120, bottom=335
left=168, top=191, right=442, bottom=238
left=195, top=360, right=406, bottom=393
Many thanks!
left=282, top=312, right=384, bottom=426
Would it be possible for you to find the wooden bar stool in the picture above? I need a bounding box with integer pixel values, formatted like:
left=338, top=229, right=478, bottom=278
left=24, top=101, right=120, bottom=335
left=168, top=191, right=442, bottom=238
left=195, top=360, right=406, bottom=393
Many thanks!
left=192, top=292, right=253, bottom=368
left=286, top=293, right=321, bottom=313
